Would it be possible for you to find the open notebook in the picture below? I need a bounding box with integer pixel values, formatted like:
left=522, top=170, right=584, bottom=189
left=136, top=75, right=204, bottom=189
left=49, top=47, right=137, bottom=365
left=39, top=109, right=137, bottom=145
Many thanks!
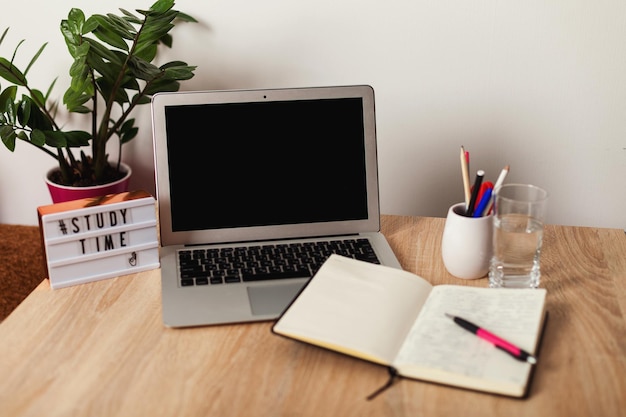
left=151, top=85, right=401, bottom=327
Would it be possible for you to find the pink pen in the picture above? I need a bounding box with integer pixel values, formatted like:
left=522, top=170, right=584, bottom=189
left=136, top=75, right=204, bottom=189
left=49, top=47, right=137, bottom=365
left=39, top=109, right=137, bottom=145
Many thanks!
left=445, top=313, right=537, bottom=364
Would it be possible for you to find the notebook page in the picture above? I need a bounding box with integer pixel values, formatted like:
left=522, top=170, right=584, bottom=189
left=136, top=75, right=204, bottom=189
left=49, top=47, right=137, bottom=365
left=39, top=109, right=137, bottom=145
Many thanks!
left=273, top=255, right=433, bottom=364
left=393, top=286, right=546, bottom=394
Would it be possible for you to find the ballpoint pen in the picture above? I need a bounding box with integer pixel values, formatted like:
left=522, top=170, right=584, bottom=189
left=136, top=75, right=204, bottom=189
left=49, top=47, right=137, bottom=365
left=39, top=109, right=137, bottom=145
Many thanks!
left=466, top=170, right=484, bottom=217
left=473, top=187, right=493, bottom=218
left=444, top=313, right=537, bottom=364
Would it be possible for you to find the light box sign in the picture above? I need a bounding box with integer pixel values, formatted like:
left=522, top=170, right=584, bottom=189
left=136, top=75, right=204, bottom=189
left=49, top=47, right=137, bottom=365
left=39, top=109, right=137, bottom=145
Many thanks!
left=38, top=190, right=160, bottom=289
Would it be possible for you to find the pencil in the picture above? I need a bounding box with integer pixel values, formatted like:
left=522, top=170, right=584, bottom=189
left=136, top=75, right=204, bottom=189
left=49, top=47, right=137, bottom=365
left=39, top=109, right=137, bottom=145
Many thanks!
left=460, top=146, right=471, bottom=209
left=483, top=165, right=509, bottom=215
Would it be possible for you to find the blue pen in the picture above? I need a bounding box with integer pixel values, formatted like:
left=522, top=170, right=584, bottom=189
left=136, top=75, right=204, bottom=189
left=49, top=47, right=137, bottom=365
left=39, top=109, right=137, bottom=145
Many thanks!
left=473, top=187, right=493, bottom=217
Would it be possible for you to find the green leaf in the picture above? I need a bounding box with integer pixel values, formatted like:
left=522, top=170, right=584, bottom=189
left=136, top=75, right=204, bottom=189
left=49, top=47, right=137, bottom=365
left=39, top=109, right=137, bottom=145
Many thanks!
left=24, top=42, right=47, bottom=76
left=134, top=42, right=158, bottom=62
left=63, top=130, right=91, bottom=147
left=67, top=75, right=94, bottom=103
left=83, top=16, right=99, bottom=34
left=44, top=78, right=58, bottom=102
left=20, top=96, right=53, bottom=131
left=175, top=12, right=198, bottom=23
left=91, top=54, right=126, bottom=84
left=127, top=56, right=161, bottom=81
left=148, top=0, right=175, bottom=14
left=74, top=42, right=90, bottom=59
left=84, top=38, right=122, bottom=66
left=97, top=76, right=130, bottom=105
left=0, top=85, right=17, bottom=110
left=0, top=58, right=27, bottom=86
left=106, top=13, right=136, bottom=36
left=0, top=28, right=9, bottom=46
left=120, top=126, right=138, bottom=144
left=4, top=93, right=15, bottom=122
left=144, top=79, right=179, bottom=96
left=91, top=15, right=130, bottom=51
left=120, top=77, right=140, bottom=92
left=119, top=9, right=142, bottom=25
left=159, top=33, right=173, bottom=48
left=68, top=55, right=87, bottom=79
left=43, top=130, right=66, bottom=147
left=67, top=8, right=86, bottom=34
left=132, top=93, right=152, bottom=105
left=137, top=10, right=177, bottom=45
left=63, top=88, right=91, bottom=113
left=19, top=96, right=31, bottom=125
left=0, top=125, right=17, bottom=151
left=120, top=118, right=135, bottom=132
left=162, top=62, right=196, bottom=81
left=120, top=118, right=138, bottom=144
left=30, top=89, right=47, bottom=108
left=61, top=9, right=87, bottom=54
left=30, top=129, right=46, bottom=146
left=60, top=21, right=80, bottom=56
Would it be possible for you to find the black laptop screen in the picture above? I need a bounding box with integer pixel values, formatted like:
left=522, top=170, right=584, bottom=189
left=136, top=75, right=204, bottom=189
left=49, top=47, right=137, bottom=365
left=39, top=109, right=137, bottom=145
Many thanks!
left=164, top=97, right=369, bottom=232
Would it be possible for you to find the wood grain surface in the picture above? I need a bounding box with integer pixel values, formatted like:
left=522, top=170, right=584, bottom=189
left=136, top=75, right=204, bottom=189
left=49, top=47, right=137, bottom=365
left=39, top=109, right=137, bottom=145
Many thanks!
left=0, top=215, right=624, bottom=417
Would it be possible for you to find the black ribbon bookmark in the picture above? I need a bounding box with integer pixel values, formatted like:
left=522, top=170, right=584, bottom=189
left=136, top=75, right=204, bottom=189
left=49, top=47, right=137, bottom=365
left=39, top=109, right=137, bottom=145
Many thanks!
left=366, top=367, right=400, bottom=400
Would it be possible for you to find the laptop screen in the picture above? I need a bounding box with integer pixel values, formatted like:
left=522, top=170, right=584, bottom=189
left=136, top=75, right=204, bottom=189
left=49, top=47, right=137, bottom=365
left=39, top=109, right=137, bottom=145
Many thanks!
left=152, top=86, right=381, bottom=246
left=164, top=98, right=368, bottom=232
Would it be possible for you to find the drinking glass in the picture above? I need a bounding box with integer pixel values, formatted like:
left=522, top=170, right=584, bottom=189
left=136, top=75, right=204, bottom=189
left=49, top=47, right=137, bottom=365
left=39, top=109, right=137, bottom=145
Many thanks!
left=489, top=184, right=548, bottom=288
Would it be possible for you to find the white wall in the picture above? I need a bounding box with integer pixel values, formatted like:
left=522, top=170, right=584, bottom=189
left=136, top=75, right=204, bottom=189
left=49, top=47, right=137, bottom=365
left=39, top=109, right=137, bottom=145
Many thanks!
left=1, top=0, right=625, bottom=229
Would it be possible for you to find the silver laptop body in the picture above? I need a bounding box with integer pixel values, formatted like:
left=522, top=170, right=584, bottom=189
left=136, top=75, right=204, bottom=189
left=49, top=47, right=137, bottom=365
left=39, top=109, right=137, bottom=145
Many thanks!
left=151, top=85, right=401, bottom=327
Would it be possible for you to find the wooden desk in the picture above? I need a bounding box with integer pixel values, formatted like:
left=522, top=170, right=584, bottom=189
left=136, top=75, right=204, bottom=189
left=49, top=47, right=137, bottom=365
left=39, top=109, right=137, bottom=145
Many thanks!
left=0, top=215, right=624, bottom=417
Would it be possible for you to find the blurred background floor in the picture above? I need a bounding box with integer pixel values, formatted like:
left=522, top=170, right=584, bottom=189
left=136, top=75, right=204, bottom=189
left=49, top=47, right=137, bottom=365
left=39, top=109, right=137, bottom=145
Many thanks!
left=0, top=225, right=46, bottom=322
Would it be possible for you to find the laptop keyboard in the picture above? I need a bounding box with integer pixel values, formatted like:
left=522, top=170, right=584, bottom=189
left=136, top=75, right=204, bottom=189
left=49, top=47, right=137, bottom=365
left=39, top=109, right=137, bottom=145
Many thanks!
left=177, top=238, right=380, bottom=287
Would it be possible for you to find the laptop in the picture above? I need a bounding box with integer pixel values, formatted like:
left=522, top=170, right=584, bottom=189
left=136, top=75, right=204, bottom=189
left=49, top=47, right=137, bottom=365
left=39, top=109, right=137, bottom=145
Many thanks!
left=151, top=85, right=402, bottom=327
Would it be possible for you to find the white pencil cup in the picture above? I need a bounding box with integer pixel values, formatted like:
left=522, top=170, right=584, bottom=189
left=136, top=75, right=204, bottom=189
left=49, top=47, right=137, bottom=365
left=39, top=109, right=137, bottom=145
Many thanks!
left=441, top=202, right=493, bottom=280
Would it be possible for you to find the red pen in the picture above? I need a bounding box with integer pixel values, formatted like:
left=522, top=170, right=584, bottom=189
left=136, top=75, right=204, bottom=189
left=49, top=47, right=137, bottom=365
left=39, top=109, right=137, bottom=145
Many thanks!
left=445, top=313, right=537, bottom=364
left=474, top=181, right=494, bottom=208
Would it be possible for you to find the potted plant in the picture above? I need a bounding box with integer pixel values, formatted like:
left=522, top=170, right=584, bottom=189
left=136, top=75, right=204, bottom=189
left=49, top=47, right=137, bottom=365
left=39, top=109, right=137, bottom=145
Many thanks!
left=0, top=0, right=197, bottom=202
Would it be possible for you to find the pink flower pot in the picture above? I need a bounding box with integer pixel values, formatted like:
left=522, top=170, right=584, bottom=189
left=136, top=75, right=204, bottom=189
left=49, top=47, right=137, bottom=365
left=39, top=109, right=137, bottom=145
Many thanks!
left=45, top=162, right=132, bottom=203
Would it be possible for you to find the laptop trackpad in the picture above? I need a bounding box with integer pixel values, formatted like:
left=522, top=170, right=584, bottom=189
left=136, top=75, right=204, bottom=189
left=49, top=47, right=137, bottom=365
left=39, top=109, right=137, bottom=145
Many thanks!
left=247, top=283, right=304, bottom=316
